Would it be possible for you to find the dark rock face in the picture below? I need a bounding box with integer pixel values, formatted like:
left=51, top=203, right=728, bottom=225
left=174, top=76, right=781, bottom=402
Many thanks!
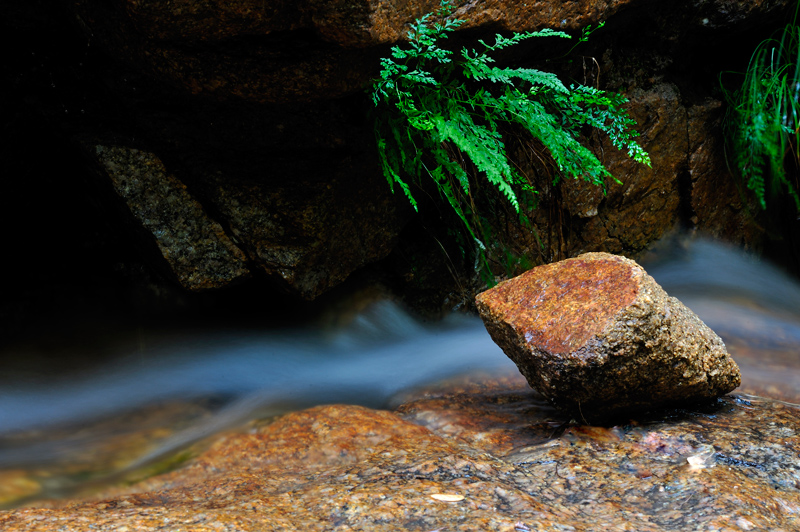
left=560, top=83, right=687, bottom=255
left=190, top=159, right=405, bottom=298
left=4, top=0, right=795, bottom=307
left=687, top=100, right=766, bottom=245
left=475, top=252, right=741, bottom=419
left=64, top=0, right=792, bottom=104
left=88, top=140, right=404, bottom=298
left=93, top=145, right=252, bottom=291
left=2, top=374, right=799, bottom=531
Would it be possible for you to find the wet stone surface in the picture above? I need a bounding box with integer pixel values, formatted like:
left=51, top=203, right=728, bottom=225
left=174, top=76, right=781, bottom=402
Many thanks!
left=476, top=253, right=741, bottom=421
left=0, top=398, right=227, bottom=507
left=2, top=372, right=799, bottom=531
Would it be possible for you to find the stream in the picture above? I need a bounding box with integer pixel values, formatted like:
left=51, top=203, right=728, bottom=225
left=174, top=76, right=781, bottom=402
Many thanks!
left=1, top=235, right=799, bottom=506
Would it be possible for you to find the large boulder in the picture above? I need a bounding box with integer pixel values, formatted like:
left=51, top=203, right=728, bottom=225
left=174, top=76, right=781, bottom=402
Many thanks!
left=475, top=252, right=740, bottom=420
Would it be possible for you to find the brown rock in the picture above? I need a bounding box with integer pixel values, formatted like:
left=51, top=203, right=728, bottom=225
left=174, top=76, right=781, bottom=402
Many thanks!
left=3, top=375, right=800, bottom=531
left=475, top=252, right=741, bottom=420
left=65, top=0, right=793, bottom=103
left=687, top=99, right=765, bottom=246
left=488, top=83, right=687, bottom=269
left=593, top=83, right=686, bottom=252
left=68, top=0, right=637, bottom=104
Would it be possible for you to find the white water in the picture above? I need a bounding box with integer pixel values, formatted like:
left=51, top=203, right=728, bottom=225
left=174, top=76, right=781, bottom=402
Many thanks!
left=0, top=301, right=516, bottom=471
left=0, top=305, right=515, bottom=435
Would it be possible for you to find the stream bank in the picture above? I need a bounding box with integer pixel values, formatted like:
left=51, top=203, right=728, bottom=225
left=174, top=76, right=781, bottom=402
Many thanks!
left=0, top=236, right=799, bottom=531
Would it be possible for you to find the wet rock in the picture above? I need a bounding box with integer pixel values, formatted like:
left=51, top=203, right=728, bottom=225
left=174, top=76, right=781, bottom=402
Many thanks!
left=0, top=398, right=227, bottom=508
left=2, top=375, right=799, bottom=531
left=0, top=471, right=41, bottom=507
left=400, top=376, right=800, bottom=531
left=475, top=252, right=741, bottom=420
left=93, top=145, right=251, bottom=291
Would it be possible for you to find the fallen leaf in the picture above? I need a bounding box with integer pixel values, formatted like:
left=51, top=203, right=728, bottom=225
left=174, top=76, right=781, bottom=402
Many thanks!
left=430, top=493, right=465, bottom=502
left=686, top=444, right=716, bottom=471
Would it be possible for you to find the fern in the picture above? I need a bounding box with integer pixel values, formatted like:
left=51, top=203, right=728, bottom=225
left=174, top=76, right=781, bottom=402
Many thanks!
left=721, top=4, right=800, bottom=212
left=371, top=0, right=651, bottom=280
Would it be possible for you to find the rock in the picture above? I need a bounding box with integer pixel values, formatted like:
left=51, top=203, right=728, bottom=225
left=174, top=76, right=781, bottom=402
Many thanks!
left=63, top=0, right=794, bottom=104
left=7, top=0, right=797, bottom=308
left=190, top=157, right=406, bottom=299
left=563, top=83, right=686, bottom=254
left=89, top=140, right=405, bottom=299
left=2, top=374, right=799, bottom=531
left=0, top=471, right=41, bottom=507
left=687, top=99, right=764, bottom=246
left=475, top=252, right=741, bottom=420
left=93, top=145, right=252, bottom=291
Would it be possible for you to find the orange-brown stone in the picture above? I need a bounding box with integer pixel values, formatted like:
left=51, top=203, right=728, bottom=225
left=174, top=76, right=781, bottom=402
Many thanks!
left=3, top=375, right=800, bottom=531
left=476, top=252, right=741, bottom=420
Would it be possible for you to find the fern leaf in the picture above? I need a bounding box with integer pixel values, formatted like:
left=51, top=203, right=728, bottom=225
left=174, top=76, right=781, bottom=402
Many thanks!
left=432, top=108, right=520, bottom=211
left=371, top=0, right=651, bottom=279
left=479, top=29, right=571, bottom=53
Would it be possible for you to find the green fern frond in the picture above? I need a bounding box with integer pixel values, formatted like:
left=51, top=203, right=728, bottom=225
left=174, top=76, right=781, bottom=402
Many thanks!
left=477, top=29, right=571, bottom=53
left=721, top=8, right=800, bottom=212
left=371, top=0, right=650, bottom=280
left=432, top=108, right=520, bottom=210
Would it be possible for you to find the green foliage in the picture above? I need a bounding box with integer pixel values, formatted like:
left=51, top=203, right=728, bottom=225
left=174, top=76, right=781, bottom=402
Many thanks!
left=721, top=5, right=800, bottom=212
left=371, top=1, right=650, bottom=277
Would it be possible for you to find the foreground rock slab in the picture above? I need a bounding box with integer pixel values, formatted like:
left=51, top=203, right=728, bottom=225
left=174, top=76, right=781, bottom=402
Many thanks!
left=476, top=252, right=740, bottom=420
left=2, top=373, right=799, bottom=531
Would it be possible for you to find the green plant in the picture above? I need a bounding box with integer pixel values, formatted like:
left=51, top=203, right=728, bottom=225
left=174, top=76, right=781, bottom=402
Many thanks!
left=371, top=1, right=650, bottom=277
left=721, top=4, right=800, bottom=212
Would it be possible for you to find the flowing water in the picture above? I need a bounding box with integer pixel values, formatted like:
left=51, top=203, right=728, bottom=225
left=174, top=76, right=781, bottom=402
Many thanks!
left=1, top=235, right=799, bottom=506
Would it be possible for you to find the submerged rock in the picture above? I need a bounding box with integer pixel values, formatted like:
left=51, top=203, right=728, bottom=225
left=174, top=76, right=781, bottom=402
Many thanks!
left=475, top=252, right=740, bottom=420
